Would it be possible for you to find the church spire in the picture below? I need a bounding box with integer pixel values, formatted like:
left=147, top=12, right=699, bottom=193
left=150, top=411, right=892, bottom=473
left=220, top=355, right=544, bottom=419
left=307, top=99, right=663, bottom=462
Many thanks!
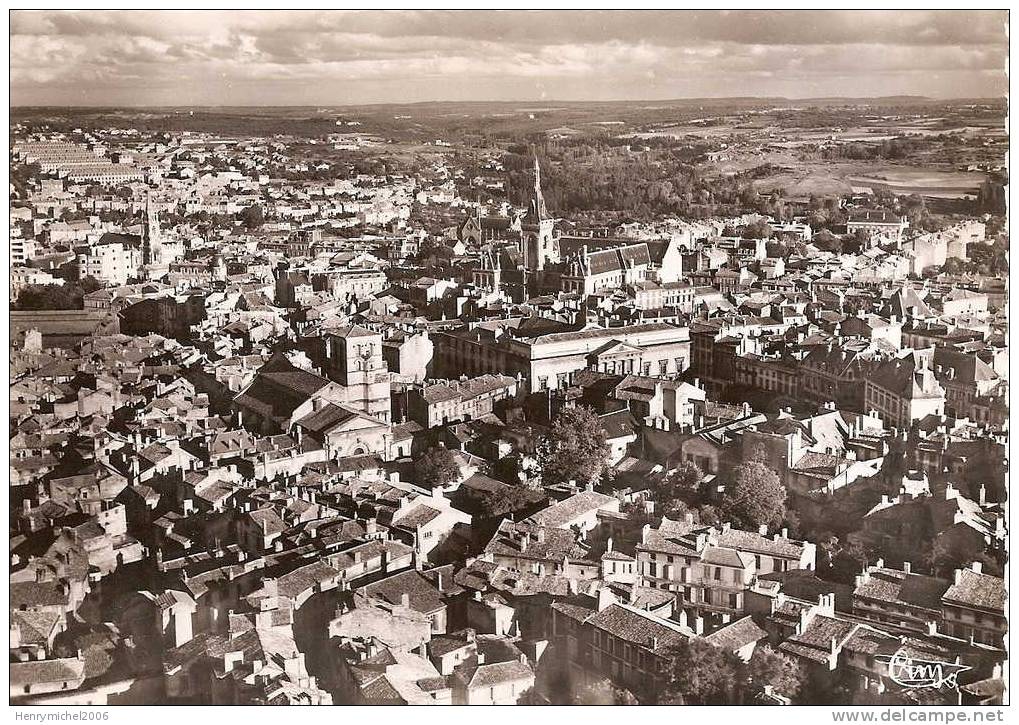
left=531, top=155, right=548, bottom=221
left=143, top=190, right=161, bottom=266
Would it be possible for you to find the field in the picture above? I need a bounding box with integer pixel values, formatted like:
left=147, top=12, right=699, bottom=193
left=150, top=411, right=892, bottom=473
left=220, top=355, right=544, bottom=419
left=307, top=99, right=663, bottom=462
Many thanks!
left=844, top=168, right=987, bottom=199
left=747, top=163, right=987, bottom=200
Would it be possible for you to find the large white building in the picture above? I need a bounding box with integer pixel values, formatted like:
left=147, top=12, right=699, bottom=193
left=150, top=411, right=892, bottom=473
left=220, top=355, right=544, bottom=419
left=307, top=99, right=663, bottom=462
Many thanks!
left=435, top=321, right=691, bottom=393
left=79, top=239, right=141, bottom=286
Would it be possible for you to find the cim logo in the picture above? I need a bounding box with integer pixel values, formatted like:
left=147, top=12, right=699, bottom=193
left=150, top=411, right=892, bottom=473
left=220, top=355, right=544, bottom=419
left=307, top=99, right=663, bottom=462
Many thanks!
left=876, top=651, right=972, bottom=690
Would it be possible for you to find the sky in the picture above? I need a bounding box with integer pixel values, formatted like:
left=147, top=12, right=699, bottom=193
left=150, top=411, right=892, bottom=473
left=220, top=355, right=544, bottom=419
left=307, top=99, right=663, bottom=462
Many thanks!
left=9, top=10, right=1010, bottom=107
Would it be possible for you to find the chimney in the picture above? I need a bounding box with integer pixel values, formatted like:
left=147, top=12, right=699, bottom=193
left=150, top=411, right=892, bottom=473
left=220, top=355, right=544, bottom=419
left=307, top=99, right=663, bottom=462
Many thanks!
left=903, top=562, right=911, bottom=575
left=606, top=537, right=613, bottom=553
left=758, top=524, right=768, bottom=536
left=693, top=616, right=704, bottom=635
left=476, top=653, right=485, bottom=665
left=436, top=573, right=443, bottom=592
left=971, top=561, right=983, bottom=575
left=640, top=524, right=650, bottom=545
left=954, top=569, right=964, bottom=586
left=400, top=593, right=410, bottom=609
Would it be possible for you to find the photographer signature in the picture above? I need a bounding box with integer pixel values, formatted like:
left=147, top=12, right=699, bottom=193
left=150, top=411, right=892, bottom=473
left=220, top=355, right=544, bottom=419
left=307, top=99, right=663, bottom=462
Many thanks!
left=876, top=651, right=971, bottom=690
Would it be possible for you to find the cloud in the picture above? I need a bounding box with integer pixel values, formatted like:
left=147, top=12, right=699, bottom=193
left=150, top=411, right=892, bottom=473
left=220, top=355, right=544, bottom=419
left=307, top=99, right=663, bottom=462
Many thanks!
left=9, top=10, right=1008, bottom=106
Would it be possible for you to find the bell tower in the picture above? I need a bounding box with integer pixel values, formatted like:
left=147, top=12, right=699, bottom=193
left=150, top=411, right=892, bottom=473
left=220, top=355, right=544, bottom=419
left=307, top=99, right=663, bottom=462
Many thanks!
left=142, top=191, right=162, bottom=266
left=523, top=156, right=558, bottom=271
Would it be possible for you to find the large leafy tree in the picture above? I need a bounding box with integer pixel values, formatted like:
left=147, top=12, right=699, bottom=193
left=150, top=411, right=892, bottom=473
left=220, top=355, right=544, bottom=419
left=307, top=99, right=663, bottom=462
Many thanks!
left=469, top=486, right=545, bottom=519
left=721, top=460, right=786, bottom=531
left=14, top=277, right=103, bottom=311
left=413, top=446, right=460, bottom=489
left=571, top=678, right=639, bottom=705
left=237, top=204, right=265, bottom=230
left=667, top=460, right=706, bottom=502
left=825, top=539, right=871, bottom=585
left=744, top=645, right=805, bottom=701
left=535, top=406, right=609, bottom=486
left=661, top=638, right=742, bottom=705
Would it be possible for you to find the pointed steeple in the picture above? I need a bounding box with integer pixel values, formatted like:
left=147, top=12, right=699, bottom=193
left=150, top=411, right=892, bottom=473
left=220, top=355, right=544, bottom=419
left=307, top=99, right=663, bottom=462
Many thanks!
left=143, top=190, right=160, bottom=265
left=531, top=155, right=548, bottom=221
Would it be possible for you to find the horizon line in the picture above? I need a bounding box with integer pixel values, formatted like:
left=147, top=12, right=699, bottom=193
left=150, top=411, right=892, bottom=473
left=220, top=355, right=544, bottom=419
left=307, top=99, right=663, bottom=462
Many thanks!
left=9, top=94, right=1009, bottom=111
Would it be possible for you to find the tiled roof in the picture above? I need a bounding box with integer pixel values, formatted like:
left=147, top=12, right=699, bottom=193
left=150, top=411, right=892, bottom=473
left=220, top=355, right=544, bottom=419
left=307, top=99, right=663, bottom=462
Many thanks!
left=527, top=490, right=617, bottom=529
left=853, top=568, right=950, bottom=611
left=587, top=603, right=694, bottom=653
left=485, top=520, right=587, bottom=561
left=779, top=615, right=857, bottom=664
left=716, top=528, right=808, bottom=559
left=702, top=545, right=755, bottom=569
left=12, top=610, right=61, bottom=645
left=468, top=660, right=533, bottom=688
left=704, top=616, right=767, bottom=652
left=943, top=570, right=1005, bottom=612
left=10, top=657, right=85, bottom=688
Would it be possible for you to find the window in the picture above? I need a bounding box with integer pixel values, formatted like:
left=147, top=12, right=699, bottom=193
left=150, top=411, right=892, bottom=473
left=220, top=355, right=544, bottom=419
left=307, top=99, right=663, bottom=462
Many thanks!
left=714, top=567, right=722, bottom=581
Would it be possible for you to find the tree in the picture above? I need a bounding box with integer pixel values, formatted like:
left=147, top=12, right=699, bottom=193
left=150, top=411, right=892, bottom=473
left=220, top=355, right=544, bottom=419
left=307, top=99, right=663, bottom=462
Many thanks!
left=238, top=204, right=265, bottom=230
left=743, top=220, right=773, bottom=240
left=654, top=461, right=705, bottom=512
left=977, top=178, right=1006, bottom=216
left=828, top=540, right=870, bottom=584
left=515, top=687, right=550, bottom=705
left=470, top=485, right=545, bottom=519
left=571, top=678, right=640, bottom=705
left=812, top=229, right=842, bottom=253
left=14, top=283, right=92, bottom=311
left=661, top=639, right=742, bottom=705
left=721, top=460, right=786, bottom=531
left=929, top=539, right=1003, bottom=579
left=535, top=406, right=609, bottom=486
left=698, top=504, right=723, bottom=526
left=79, top=276, right=103, bottom=294
left=743, top=645, right=805, bottom=701
left=413, top=446, right=460, bottom=489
